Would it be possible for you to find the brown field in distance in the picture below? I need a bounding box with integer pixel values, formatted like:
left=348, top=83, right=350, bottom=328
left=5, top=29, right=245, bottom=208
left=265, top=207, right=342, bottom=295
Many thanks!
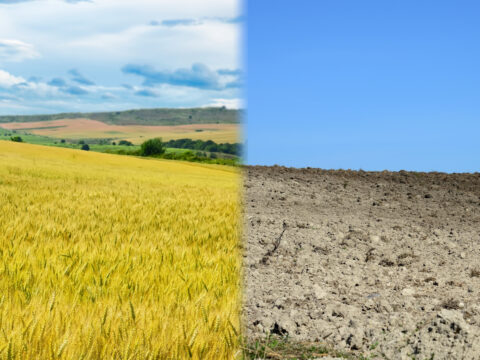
left=0, top=118, right=239, bottom=143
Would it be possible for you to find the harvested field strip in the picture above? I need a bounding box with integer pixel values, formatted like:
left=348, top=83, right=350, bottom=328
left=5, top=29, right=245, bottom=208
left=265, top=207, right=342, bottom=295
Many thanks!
left=0, top=119, right=239, bottom=143
left=13, top=125, right=67, bottom=131
left=0, top=141, right=241, bottom=359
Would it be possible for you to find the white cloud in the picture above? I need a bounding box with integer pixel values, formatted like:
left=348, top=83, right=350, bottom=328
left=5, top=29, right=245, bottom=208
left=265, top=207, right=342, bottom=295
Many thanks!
left=66, top=17, right=240, bottom=70
left=0, top=68, right=69, bottom=97
left=206, top=98, right=243, bottom=109
left=0, top=69, right=25, bottom=87
left=0, top=0, right=243, bottom=114
left=0, top=0, right=241, bottom=69
left=0, top=39, right=39, bottom=62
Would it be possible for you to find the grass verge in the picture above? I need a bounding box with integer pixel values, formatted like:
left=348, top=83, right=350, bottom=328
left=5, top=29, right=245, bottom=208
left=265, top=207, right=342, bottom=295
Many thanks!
left=241, top=336, right=366, bottom=360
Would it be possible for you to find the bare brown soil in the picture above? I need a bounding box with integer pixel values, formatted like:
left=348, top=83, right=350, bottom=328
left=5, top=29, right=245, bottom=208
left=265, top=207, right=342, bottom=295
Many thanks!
left=244, top=166, right=480, bottom=359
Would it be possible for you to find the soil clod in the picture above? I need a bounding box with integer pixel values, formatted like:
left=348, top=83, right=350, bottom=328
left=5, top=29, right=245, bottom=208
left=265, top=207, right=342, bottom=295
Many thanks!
left=245, top=166, right=480, bottom=359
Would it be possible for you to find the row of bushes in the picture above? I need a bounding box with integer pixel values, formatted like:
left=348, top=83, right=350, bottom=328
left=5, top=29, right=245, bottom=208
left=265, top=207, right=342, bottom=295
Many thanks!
left=64, top=138, right=240, bottom=157
left=102, top=138, right=164, bottom=156
left=2, top=130, right=17, bottom=136
left=163, top=138, right=242, bottom=156
left=160, top=151, right=238, bottom=165
left=74, top=139, right=133, bottom=146
left=7, top=134, right=239, bottom=166
left=104, top=138, right=239, bottom=165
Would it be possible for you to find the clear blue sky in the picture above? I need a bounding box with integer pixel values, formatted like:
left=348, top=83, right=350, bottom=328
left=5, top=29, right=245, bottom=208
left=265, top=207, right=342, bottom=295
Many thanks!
left=246, top=0, right=480, bottom=172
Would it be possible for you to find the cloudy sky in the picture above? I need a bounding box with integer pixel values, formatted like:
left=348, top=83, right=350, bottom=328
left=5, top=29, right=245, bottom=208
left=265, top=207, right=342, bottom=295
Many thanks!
left=0, top=0, right=243, bottom=115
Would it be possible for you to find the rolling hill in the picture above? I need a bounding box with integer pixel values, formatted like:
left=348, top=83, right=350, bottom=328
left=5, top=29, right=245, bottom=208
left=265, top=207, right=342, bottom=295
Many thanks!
left=0, top=107, right=242, bottom=144
left=0, top=107, right=241, bottom=126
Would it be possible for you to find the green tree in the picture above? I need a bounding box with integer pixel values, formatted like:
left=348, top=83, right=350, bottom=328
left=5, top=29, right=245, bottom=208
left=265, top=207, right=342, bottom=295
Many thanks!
left=10, top=136, right=23, bottom=142
left=140, top=138, right=165, bottom=156
left=81, top=144, right=90, bottom=151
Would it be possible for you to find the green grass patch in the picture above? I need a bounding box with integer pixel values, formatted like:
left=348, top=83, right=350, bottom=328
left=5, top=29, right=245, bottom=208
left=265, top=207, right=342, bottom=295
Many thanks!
left=0, top=128, right=241, bottom=166
left=242, top=336, right=356, bottom=360
left=15, top=125, right=66, bottom=131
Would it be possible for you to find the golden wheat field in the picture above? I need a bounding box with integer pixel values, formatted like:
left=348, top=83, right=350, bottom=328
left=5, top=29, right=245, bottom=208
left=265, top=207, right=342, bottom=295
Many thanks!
left=0, top=141, right=241, bottom=359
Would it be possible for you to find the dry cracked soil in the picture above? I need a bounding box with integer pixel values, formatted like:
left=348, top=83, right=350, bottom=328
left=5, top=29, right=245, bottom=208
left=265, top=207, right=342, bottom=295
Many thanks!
left=244, top=166, right=480, bottom=359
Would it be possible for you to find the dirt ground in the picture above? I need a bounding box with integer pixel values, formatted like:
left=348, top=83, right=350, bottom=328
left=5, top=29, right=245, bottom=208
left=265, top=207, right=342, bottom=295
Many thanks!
left=244, top=166, right=480, bottom=359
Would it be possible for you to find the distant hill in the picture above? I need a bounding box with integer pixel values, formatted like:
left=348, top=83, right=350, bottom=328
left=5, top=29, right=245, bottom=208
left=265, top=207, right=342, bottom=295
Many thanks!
left=0, top=107, right=241, bottom=126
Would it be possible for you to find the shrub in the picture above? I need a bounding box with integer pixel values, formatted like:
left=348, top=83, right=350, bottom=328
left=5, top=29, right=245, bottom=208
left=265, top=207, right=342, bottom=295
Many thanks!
left=163, top=138, right=242, bottom=156
left=60, top=139, right=66, bottom=143
left=112, top=142, right=116, bottom=145
left=118, top=140, right=133, bottom=146
left=140, top=138, right=165, bottom=157
left=81, top=144, right=90, bottom=151
left=11, top=136, right=23, bottom=142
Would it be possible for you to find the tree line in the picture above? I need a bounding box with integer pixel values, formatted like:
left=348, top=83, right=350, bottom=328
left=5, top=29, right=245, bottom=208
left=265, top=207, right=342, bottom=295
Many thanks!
left=104, top=138, right=239, bottom=166
left=163, top=138, right=242, bottom=156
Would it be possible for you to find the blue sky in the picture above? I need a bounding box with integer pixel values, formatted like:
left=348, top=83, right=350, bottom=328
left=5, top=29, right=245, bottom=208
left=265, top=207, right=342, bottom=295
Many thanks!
left=0, top=0, right=242, bottom=115
left=247, top=1, right=480, bottom=172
